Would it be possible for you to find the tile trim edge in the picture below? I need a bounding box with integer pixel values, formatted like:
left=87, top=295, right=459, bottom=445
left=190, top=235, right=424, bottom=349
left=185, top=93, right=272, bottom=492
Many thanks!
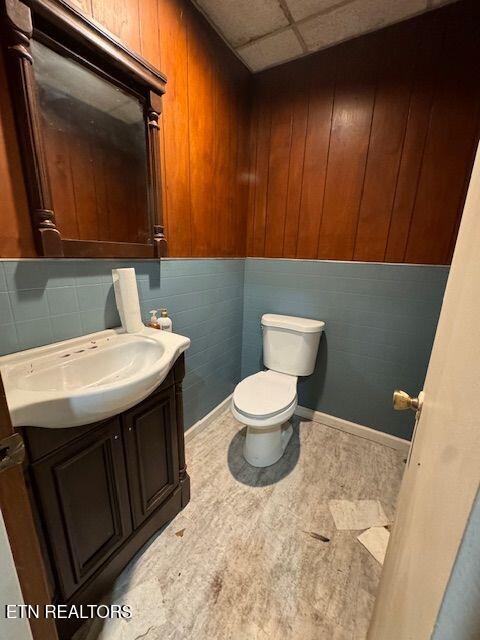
left=295, top=405, right=411, bottom=453
left=184, top=394, right=233, bottom=444
left=245, top=257, right=449, bottom=268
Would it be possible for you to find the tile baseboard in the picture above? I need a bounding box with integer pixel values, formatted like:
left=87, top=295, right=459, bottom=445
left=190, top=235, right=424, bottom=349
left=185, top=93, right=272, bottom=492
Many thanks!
left=295, top=405, right=411, bottom=453
left=186, top=396, right=410, bottom=454
left=185, top=394, right=233, bottom=444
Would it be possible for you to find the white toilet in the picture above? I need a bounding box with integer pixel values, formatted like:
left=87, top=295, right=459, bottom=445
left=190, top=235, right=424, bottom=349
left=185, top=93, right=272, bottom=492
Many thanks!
left=232, top=314, right=325, bottom=467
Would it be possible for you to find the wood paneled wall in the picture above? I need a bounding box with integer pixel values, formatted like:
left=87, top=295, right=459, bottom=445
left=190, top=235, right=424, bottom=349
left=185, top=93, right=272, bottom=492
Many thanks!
left=1, top=0, right=479, bottom=262
left=0, top=46, right=36, bottom=256
left=0, top=0, right=251, bottom=257
left=247, top=0, right=480, bottom=264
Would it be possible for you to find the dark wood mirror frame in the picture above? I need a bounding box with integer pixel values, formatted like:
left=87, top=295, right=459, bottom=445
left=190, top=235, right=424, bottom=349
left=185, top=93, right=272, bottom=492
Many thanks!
left=1, top=0, right=168, bottom=258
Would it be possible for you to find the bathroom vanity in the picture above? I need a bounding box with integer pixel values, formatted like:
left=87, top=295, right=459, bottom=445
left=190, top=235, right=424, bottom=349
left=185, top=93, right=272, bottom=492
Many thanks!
left=19, top=354, right=188, bottom=638
left=0, top=327, right=190, bottom=638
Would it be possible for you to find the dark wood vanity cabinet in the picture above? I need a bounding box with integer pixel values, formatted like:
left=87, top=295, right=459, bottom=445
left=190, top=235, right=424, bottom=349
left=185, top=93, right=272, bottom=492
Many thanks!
left=20, top=355, right=189, bottom=639
left=123, top=388, right=179, bottom=529
left=31, top=416, right=133, bottom=601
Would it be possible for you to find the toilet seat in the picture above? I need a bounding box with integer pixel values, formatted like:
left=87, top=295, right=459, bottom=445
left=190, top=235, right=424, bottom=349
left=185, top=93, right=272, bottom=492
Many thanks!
left=233, top=370, right=297, bottom=419
left=232, top=369, right=298, bottom=466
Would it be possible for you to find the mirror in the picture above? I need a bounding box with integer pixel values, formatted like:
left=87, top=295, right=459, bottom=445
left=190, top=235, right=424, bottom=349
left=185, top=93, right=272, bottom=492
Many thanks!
left=31, top=39, right=151, bottom=245
left=0, top=0, right=167, bottom=258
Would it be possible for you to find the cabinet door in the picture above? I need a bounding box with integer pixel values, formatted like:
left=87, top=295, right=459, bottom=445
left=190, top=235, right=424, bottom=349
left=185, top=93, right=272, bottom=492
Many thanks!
left=123, top=387, right=179, bottom=529
left=31, top=418, right=132, bottom=600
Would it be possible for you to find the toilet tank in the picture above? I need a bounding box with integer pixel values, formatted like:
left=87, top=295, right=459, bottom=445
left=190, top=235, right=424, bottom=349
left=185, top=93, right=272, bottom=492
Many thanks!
left=261, top=314, right=325, bottom=376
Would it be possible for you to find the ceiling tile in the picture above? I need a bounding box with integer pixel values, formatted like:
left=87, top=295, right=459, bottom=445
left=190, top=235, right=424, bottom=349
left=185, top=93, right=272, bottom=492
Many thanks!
left=237, top=28, right=304, bottom=72
left=285, top=0, right=344, bottom=22
left=298, top=0, right=427, bottom=51
left=195, top=0, right=289, bottom=48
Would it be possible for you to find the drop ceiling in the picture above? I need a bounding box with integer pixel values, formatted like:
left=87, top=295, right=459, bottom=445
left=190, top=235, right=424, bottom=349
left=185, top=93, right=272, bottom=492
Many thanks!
left=191, top=0, right=457, bottom=72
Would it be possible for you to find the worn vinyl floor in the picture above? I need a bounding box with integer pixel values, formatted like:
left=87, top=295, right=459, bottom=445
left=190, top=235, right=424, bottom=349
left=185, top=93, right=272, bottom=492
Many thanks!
left=75, top=412, right=406, bottom=640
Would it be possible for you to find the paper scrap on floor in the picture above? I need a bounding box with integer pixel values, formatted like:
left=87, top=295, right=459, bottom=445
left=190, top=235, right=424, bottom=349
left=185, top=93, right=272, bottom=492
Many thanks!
left=328, top=499, right=391, bottom=530
left=357, top=527, right=390, bottom=565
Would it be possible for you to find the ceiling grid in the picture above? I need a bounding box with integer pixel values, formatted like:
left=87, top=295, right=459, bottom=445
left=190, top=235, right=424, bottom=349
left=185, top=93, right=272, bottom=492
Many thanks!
left=190, top=0, right=457, bottom=72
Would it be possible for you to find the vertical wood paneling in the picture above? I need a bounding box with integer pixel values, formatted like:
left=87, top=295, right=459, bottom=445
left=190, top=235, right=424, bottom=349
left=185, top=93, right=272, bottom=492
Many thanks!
left=65, top=0, right=93, bottom=15
left=157, top=0, right=191, bottom=257
left=264, top=67, right=294, bottom=257
left=69, top=137, right=100, bottom=241
left=317, top=36, right=378, bottom=260
left=139, top=0, right=161, bottom=68
left=235, top=82, right=251, bottom=257
left=43, top=128, right=79, bottom=239
left=228, top=61, right=250, bottom=257
left=404, top=0, right=480, bottom=264
left=165, top=0, right=250, bottom=258
left=0, top=0, right=251, bottom=257
left=384, top=12, right=445, bottom=263
left=245, top=89, right=258, bottom=257
left=1, top=0, right=478, bottom=261
left=91, top=0, right=141, bottom=54
left=187, top=8, right=215, bottom=257
left=93, top=149, right=111, bottom=240
left=353, top=21, right=418, bottom=261
left=158, top=0, right=250, bottom=258
left=252, top=75, right=272, bottom=256
left=248, top=0, right=480, bottom=265
left=0, top=50, right=35, bottom=256
left=105, top=153, right=130, bottom=241
left=296, top=50, right=336, bottom=259
left=40, top=115, right=150, bottom=244
left=282, top=60, right=309, bottom=258
left=213, top=50, right=231, bottom=255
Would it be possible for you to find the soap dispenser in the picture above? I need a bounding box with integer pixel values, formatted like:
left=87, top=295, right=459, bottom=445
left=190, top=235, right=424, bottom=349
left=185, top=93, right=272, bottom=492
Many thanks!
left=159, top=309, right=172, bottom=332
left=148, top=310, right=161, bottom=329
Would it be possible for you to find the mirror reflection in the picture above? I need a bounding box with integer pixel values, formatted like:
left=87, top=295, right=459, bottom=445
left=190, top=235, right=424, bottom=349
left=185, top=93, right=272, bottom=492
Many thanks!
left=31, top=39, right=151, bottom=244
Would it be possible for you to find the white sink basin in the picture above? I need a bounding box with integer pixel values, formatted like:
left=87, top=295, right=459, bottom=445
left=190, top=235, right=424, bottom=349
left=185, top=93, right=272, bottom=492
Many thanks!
left=0, top=327, right=190, bottom=428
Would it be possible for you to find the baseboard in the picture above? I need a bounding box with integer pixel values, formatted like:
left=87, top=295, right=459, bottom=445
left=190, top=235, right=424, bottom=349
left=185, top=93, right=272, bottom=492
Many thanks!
left=184, top=398, right=410, bottom=453
left=185, top=394, right=232, bottom=444
left=295, top=405, right=410, bottom=453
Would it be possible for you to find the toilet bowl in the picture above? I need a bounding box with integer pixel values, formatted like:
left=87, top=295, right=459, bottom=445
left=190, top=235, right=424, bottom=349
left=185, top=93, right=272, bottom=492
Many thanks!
left=232, top=314, right=325, bottom=467
left=232, top=370, right=297, bottom=467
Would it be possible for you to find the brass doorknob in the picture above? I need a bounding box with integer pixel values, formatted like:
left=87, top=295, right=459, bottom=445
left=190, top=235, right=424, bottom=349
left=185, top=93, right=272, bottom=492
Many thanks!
left=393, top=390, right=421, bottom=412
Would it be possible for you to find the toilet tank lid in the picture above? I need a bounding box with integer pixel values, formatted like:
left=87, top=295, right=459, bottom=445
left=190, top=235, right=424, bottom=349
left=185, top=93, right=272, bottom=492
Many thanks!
left=261, top=314, right=325, bottom=333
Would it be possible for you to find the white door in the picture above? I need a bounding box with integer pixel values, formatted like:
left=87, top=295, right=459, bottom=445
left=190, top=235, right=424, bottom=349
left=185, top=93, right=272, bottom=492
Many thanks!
left=368, top=143, right=480, bottom=640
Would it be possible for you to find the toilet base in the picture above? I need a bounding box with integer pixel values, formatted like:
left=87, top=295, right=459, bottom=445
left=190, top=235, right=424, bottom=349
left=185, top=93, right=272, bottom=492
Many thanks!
left=243, top=420, right=294, bottom=468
